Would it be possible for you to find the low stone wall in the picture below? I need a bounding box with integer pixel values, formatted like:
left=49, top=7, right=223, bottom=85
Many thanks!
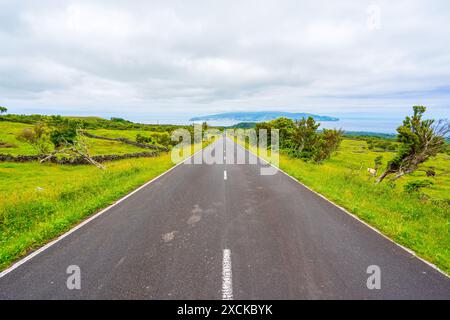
left=0, top=154, right=42, bottom=163
left=0, top=151, right=160, bottom=164
left=80, top=131, right=169, bottom=152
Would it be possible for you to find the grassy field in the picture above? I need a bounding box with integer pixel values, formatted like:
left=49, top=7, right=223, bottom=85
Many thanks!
left=85, top=128, right=153, bottom=140
left=0, top=119, right=206, bottom=270
left=237, top=137, right=450, bottom=274
left=0, top=122, right=148, bottom=156
left=0, top=122, right=39, bottom=155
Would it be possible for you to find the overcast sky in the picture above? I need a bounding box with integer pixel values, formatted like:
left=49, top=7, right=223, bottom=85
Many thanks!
left=0, top=0, right=449, bottom=119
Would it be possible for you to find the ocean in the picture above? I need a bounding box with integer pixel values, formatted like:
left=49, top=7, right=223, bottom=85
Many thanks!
left=138, top=117, right=403, bottom=134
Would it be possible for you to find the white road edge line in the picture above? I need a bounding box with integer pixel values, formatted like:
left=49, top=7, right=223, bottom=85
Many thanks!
left=231, top=137, right=450, bottom=279
left=0, top=147, right=207, bottom=278
left=222, top=249, right=233, bottom=300
left=224, top=170, right=227, bottom=180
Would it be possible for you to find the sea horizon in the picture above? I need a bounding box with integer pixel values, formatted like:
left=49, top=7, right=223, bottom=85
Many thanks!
left=136, top=117, right=402, bottom=134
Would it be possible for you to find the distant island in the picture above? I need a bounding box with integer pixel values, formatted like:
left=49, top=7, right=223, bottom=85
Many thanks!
left=225, top=122, right=397, bottom=139
left=189, top=111, right=339, bottom=122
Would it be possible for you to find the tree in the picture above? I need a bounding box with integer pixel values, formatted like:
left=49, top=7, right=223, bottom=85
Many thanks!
left=255, top=121, right=273, bottom=146
left=291, top=117, right=320, bottom=159
left=256, top=116, right=343, bottom=163
left=49, top=118, right=78, bottom=148
left=255, top=117, right=295, bottom=149
left=40, top=117, right=105, bottom=169
left=286, top=117, right=343, bottom=163
left=376, top=106, right=449, bottom=183
left=16, top=122, right=51, bottom=154
left=270, top=117, right=295, bottom=149
left=312, top=128, right=343, bottom=163
left=0, top=106, right=7, bottom=114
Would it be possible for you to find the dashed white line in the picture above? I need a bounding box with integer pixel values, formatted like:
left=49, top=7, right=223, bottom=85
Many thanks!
left=231, top=137, right=450, bottom=278
left=222, top=249, right=233, bottom=300
left=224, top=170, right=227, bottom=180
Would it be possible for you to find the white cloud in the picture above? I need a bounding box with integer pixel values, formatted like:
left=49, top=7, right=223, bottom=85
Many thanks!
left=0, top=0, right=449, bottom=118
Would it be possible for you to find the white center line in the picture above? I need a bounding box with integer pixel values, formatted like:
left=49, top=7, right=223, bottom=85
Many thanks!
left=222, top=249, right=233, bottom=300
left=224, top=170, right=227, bottom=180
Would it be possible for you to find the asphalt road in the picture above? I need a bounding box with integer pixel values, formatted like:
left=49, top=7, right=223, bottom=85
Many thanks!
left=0, top=136, right=449, bottom=299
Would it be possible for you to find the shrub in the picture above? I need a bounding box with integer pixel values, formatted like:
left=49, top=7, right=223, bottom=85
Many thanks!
left=16, top=122, right=51, bottom=154
left=136, top=133, right=154, bottom=144
left=136, top=132, right=176, bottom=147
left=404, top=180, right=434, bottom=194
left=374, top=155, right=383, bottom=170
left=49, top=118, right=78, bottom=148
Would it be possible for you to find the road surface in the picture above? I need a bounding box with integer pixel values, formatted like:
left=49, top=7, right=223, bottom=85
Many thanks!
left=0, top=136, right=449, bottom=299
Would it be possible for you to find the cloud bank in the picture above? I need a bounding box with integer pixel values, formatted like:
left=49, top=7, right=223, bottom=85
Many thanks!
left=0, top=0, right=449, bottom=118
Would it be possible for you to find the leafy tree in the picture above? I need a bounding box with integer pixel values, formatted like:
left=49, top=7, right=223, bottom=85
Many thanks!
left=312, top=128, right=343, bottom=163
left=255, top=121, right=274, bottom=146
left=255, top=116, right=343, bottom=163
left=42, top=118, right=104, bottom=169
left=0, top=106, right=7, bottom=114
left=49, top=117, right=78, bottom=148
left=291, top=117, right=320, bottom=159
left=376, top=106, right=449, bottom=183
left=16, top=122, right=51, bottom=154
left=270, top=117, right=295, bottom=149
left=255, top=117, right=295, bottom=149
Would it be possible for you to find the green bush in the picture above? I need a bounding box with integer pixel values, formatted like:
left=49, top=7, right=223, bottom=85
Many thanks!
left=49, top=119, right=78, bottom=148
left=404, top=180, right=434, bottom=194
left=136, top=132, right=176, bottom=147
left=256, top=116, right=343, bottom=163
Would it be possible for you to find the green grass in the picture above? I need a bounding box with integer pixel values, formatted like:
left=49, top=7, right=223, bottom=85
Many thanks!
left=0, top=122, right=39, bottom=155
left=0, top=120, right=207, bottom=271
left=238, top=137, right=450, bottom=274
left=0, top=156, right=174, bottom=270
left=85, top=137, right=149, bottom=155
left=86, top=128, right=151, bottom=141
left=0, top=122, right=150, bottom=156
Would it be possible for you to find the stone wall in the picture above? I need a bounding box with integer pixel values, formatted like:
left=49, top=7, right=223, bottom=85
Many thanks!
left=80, top=131, right=169, bottom=152
left=0, top=151, right=159, bottom=164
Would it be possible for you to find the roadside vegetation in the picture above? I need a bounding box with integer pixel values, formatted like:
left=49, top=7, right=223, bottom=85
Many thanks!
left=236, top=106, right=450, bottom=274
left=0, top=112, right=213, bottom=270
left=255, top=116, right=343, bottom=163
